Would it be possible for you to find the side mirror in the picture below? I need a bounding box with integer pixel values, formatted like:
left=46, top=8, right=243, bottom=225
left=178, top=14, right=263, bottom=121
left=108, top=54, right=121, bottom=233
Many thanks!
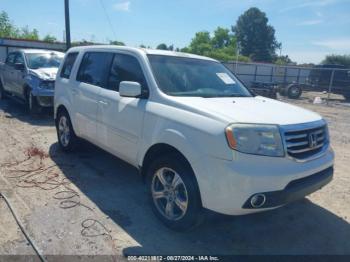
left=14, top=63, right=25, bottom=71
left=119, top=81, right=142, bottom=98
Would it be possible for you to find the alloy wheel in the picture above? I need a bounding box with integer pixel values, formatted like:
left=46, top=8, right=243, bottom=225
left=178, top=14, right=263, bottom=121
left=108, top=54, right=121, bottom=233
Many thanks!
left=58, top=116, right=71, bottom=147
left=151, top=167, right=189, bottom=221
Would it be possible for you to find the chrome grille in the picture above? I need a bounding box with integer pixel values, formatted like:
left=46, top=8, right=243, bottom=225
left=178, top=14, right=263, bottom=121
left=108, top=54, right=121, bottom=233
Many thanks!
left=284, top=124, right=328, bottom=160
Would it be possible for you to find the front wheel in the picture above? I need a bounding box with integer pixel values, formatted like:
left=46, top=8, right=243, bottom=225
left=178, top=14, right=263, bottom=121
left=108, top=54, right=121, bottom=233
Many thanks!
left=147, top=154, right=203, bottom=231
left=0, top=83, right=6, bottom=100
left=26, top=90, right=41, bottom=114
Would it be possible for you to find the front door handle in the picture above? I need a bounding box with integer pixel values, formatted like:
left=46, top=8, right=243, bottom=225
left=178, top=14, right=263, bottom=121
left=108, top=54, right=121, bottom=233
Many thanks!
left=99, top=100, right=109, bottom=106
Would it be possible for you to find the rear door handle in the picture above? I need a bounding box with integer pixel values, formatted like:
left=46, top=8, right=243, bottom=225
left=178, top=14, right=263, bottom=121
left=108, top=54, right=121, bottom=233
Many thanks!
left=72, top=89, right=78, bottom=95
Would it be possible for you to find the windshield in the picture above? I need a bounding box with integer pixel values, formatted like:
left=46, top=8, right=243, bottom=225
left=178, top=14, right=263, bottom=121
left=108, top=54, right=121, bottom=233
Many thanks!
left=147, top=55, right=252, bottom=98
left=25, top=53, right=64, bottom=69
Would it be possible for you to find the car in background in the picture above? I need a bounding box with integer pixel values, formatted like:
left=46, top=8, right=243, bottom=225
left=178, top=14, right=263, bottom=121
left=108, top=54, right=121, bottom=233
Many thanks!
left=0, top=49, right=65, bottom=113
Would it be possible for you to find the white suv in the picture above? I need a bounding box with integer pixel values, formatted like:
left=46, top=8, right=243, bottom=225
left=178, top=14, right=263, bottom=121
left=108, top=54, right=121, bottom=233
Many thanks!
left=54, top=46, right=334, bottom=230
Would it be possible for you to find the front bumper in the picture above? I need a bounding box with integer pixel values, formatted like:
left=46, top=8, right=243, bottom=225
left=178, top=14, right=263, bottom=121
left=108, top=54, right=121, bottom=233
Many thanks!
left=191, top=147, right=334, bottom=215
left=36, top=96, right=53, bottom=107
left=242, top=166, right=333, bottom=209
left=31, top=89, right=54, bottom=107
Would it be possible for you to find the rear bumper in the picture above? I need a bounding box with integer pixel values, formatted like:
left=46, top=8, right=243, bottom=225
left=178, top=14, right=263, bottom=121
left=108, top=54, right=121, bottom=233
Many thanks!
left=242, top=166, right=333, bottom=209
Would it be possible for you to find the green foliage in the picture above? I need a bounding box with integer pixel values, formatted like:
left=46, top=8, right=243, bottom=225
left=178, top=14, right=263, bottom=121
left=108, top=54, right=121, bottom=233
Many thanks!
left=0, top=11, right=39, bottom=40
left=110, top=40, right=125, bottom=46
left=274, top=55, right=295, bottom=65
left=156, top=43, right=168, bottom=50
left=211, top=27, right=231, bottom=49
left=43, top=34, right=57, bottom=43
left=233, top=7, right=280, bottom=62
left=20, top=26, right=39, bottom=40
left=322, top=54, right=350, bottom=68
left=72, top=40, right=98, bottom=46
left=0, top=11, right=19, bottom=38
left=180, top=27, right=250, bottom=62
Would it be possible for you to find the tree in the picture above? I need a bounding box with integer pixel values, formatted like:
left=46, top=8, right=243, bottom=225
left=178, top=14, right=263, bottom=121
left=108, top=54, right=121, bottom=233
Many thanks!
left=43, top=34, right=57, bottom=43
left=322, top=54, right=350, bottom=68
left=0, top=11, right=19, bottom=38
left=19, top=26, right=39, bottom=40
left=110, top=40, right=125, bottom=46
left=211, top=27, right=232, bottom=49
left=233, top=7, right=280, bottom=62
left=168, top=44, right=174, bottom=51
left=181, top=28, right=250, bottom=62
left=156, top=43, right=168, bottom=50
left=274, top=55, right=295, bottom=65
left=188, top=31, right=212, bottom=55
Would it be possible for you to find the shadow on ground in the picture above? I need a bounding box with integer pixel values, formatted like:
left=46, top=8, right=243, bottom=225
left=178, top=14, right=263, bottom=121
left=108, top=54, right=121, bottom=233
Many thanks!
left=49, top=141, right=350, bottom=255
left=0, top=98, right=54, bottom=126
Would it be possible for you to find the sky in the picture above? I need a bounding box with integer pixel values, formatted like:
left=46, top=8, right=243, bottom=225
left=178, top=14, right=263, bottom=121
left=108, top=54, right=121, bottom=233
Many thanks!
left=1, top=0, right=350, bottom=64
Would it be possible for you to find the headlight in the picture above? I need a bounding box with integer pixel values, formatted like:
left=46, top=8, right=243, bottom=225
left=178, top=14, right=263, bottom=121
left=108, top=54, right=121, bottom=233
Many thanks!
left=225, top=124, right=284, bottom=157
left=39, top=81, right=55, bottom=90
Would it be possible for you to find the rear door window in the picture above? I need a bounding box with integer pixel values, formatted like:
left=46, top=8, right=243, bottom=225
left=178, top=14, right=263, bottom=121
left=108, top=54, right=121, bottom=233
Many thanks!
left=76, top=52, right=114, bottom=88
left=60, top=52, right=78, bottom=79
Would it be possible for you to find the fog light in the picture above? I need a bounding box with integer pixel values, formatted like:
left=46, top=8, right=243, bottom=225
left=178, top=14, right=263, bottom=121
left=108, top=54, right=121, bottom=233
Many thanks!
left=250, top=194, right=266, bottom=208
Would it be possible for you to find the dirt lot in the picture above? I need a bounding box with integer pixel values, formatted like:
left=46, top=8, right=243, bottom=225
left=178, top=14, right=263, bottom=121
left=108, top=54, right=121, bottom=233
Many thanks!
left=0, top=93, right=349, bottom=259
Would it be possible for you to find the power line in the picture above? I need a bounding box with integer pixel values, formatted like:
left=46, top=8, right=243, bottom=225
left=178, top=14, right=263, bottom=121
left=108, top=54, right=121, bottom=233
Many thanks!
left=99, top=0, right=117, bottom=41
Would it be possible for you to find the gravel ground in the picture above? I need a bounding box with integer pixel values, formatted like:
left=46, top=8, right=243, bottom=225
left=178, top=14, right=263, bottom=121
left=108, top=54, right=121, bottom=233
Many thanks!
left=0, top=93, right=349, bottom=259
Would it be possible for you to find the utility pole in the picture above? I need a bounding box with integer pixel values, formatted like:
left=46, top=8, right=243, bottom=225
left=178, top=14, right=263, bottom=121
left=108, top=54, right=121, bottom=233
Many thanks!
left=64, top=0, right=71, bottom=50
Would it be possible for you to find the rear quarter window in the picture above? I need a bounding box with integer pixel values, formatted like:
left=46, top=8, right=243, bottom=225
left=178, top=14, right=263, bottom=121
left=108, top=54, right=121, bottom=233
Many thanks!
left=60, top=52, right=78, bottom=79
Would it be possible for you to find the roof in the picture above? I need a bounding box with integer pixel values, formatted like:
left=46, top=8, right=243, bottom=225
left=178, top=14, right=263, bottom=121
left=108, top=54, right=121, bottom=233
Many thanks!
left=68, top=45, right=218, bottom=62
left=18, top=49, right=64, bottom=54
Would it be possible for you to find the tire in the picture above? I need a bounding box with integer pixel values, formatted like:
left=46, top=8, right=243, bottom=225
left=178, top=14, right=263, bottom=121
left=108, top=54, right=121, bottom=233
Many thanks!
left=56, top=109, right=78, bottom=152
left=146, top=154, right=203, bottom=231
left=25, top=89, right=41, bottom=115
left=0, top=82, right=6, bottom=100
left=287, top=84, right=302, bottom=99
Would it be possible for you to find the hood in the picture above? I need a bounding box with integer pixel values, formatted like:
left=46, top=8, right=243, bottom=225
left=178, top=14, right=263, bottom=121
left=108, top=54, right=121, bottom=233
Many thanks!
left=169, top=96, right=322, bottom=126
left=29, top=67, right=58, bottom=81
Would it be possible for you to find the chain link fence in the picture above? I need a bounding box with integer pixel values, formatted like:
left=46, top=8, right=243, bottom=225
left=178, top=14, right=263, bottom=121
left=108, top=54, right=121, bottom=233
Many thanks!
left=223, top=61, right=350, bottom=105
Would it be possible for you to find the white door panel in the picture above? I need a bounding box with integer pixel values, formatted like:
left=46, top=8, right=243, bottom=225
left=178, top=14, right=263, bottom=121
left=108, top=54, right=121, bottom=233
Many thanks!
left=73, top=82, right=100, bottom=142
left=97, top=89, right=146, bottom=165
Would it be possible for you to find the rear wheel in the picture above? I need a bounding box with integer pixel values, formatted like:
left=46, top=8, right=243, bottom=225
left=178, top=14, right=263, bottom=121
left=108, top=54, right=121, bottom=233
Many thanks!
left=56, top=110, right=78, bottom=152
left=146, top=154, right=203, bottom=231
left=287, top=84, right=302, bottom=99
